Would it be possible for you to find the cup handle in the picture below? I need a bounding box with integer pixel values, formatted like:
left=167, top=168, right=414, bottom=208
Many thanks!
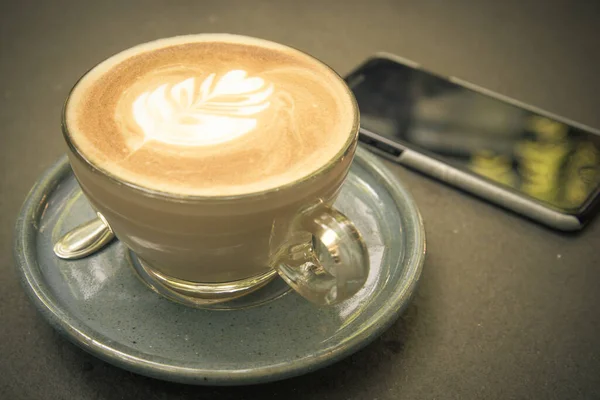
left=275, top=204, right=369, bottom=305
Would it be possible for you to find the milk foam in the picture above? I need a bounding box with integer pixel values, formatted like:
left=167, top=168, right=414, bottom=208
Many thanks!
left=65, top=35, right=356, bottom=196
left=131, top=70, right=274, bottom=147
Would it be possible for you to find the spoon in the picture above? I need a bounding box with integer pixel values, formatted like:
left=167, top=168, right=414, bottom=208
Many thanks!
left=53, top=213, right=115, bottom=260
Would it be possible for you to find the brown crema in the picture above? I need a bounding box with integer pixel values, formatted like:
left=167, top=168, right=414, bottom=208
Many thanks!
left=65, top=35, right=355, bottom=196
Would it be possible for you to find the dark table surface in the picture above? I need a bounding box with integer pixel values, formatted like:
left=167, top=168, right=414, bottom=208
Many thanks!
left=2, top=1, right=600, bottom=399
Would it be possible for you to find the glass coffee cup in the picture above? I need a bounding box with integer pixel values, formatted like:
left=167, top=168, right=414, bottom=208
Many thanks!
left=60, top=34, right=369, bottom=306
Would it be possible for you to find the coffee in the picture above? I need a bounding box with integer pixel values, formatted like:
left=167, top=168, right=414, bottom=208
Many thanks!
left=65, top=34, right=355, bottom=196
left=62, top=35, right=367, bottom=303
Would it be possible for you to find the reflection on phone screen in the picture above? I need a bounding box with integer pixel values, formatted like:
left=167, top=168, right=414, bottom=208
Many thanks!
left=349, top=58, right=600, bottom=211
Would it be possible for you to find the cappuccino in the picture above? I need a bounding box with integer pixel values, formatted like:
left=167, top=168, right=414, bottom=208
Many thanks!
left=65, top=34, right=356, bottom=196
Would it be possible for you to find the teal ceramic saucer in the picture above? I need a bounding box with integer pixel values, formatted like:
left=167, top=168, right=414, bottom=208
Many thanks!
left=13, top=147, right=425, bottom=385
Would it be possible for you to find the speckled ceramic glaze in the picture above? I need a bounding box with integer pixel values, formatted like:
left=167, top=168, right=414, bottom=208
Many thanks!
left=14, top=147, right=425, bottom=385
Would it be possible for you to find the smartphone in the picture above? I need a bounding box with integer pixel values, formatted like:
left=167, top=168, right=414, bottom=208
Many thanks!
left=345, top=54, right=600, bottom=231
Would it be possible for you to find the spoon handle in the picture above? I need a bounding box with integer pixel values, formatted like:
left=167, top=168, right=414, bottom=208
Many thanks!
left=53, top=213, right=115, bottom=260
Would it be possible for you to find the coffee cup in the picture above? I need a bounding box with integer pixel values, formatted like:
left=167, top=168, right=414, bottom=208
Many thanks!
left=61, top=34, right=369, bottom=306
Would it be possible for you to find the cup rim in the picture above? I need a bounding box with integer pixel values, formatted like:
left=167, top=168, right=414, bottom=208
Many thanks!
left=61, top=33, right=360, bottom=202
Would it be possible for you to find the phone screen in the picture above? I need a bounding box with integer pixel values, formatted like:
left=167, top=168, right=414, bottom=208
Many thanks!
left=347, top=57, right=600, bottom=213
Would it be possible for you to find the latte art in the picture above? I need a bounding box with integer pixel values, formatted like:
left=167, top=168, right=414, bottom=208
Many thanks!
left=65, top=34, right=356, bottom=196
left=131, top=70, right=274, bottom=147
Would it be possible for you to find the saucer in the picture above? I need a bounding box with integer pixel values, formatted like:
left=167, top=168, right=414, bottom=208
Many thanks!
left=14, top=147, right=425, bottom=385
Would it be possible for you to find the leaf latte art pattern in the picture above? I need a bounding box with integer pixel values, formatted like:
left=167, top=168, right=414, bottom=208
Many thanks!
left=132, top=70, right=274, bottom=146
